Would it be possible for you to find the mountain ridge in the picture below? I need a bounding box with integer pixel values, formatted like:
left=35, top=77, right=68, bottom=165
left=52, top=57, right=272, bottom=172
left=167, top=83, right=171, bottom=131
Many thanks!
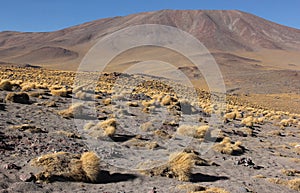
left=0, top=9, right=300, bottom=70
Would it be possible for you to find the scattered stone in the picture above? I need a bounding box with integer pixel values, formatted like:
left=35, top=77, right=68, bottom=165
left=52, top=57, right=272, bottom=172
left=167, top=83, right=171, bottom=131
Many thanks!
left=235, top=157, right=255, bottom=167
left=19, top=173, right=36, bottom=182
left=2, top=163, right=21, bottom=170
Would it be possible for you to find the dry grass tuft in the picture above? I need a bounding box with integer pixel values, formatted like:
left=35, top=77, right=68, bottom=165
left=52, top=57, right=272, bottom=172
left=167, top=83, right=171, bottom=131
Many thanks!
left=80, top=152, right=101, bottom=182
left=28, top=90, right=46, bottom=97
left=123, top=138, right=159, bottom=150
left=140, top=121, right=155, bottom=132
left=102, top=98, right=112, bottom=106
left=58, top=103, right=86, bottom=118
left=84, top=122, right=95, bottom=130
left=241, top=116, right=254, bottom=127
left=127, top=101, right=139, bottom=107
left=54, top=130, right=81, bottom=139
left=5, top=92, right=30, bottom=104
left=98, top=118, right=116, bottom=128
left=213, top=137, right=244, bottom=155
left=10, top=124, right=46, bottom=133
left=140, top=151, right=196, bottom=181
left=282, top=169, right=300, bottom=176
left=268, top=178, right=300, bottom=191
left=21, top=83, right=36, bottom=91
left=31, top=151, right=101, bottom=183
left=153, top=130, right=172, bottom=139
left=176, top=184, right=229, bottom=193
left=177, top=125, right=210, bottom=139
left=50, top=88, right=69, bottom=97
left=88, top=119, right=117, bottom=138
left=0, top=79, right=12, bottom=91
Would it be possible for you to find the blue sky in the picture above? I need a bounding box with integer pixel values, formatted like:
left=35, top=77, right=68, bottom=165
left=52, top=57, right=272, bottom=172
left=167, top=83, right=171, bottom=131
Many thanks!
left=1, top=0, right=299, bottom=32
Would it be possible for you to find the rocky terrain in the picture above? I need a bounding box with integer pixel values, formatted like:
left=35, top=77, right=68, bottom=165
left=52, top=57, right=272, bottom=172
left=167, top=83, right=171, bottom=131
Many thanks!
left=0, top=66, right=299, bottom=193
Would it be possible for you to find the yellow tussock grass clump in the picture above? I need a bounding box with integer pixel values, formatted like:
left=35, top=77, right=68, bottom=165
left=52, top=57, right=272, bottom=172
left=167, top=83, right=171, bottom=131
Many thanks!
left=282, top=169, right=300, bottom=176
left=80, top=152, right=101, bottom=182
left=213, top=137, right=244, bottom=155
left=50, top=88, right=69, bottom=97
left=84, top=122, right=95, bottom=130
left=58, top=103, right=85, bottom=118
left=223, top=111, right=237, bottom=120
left=140, top=121, right=155, bottom=132
left=103, top=126, right=116, bottom=137
left=142, top=99, right=155, bottom=107
left=21, top=83, right=36, bottom=91
left=153, top=130, right=172, bottom=139
left=88, top=119, right=117, bottom=138
left=161, top=95, right=177, bottom=106
left=123, top=138, right=159, bottom=150
left=31, top=151, right=101, bottom=183
left=0, top=79, right=12, bottom=91
left=268, top=178, right=300, bottom=191
left=98, top=118, right=116, bottom=128
left=176, top=184, right=229, bottom=193
left=102, top=98, right=112, bottom=105
left=177, top=125, right=210, bottom=139
left=10, top=124, right=45, bottom=133
left=241, top=116, right=254, bottom=127
left=127, top=101, right=139, bottom=107
left=140, top=152, right=196, bottom=181
left=5, top=92, right=30, bottom=104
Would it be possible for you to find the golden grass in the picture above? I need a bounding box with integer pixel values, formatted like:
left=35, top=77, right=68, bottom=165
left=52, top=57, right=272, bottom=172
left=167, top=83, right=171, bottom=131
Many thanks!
left=140, top=151, right=196, bottom=181
left=127, top=101, right=139, bottom=107
left=88, top=119, right=117, bottom=138
left=10, top=124, right=45, bottom=133
left=140, top=121, right=155, bottom=132
left=153, top=130, right=172, bottom=139
left=176, top=125, right=210, bottom=139
left=83, top=122, right=95, bottom=130
left=50, top=88, right=69, bottom=97
left=176, top=184, right=229, bottom=193
left=268, top=178, right=300, bottom=191
left=58, top=103, right=85, bottom=118
left=21, top=82, right=36, bottom=91
left=0, top=79, right=12, bottom=91
left=241, top=116, right=254, bottom=127
left=5, top=92, right=30, bottom=104
left=282, top=169, right=300, bottom=176
left=213, top=137, right=244, bottom=155
left=31, top=151, right=101, bottom=183
left=123, top=138, right=159, bottom=150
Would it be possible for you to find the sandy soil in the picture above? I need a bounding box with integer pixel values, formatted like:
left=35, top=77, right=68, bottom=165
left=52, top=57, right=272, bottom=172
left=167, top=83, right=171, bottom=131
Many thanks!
left=0, top=67, right=299, bottom=193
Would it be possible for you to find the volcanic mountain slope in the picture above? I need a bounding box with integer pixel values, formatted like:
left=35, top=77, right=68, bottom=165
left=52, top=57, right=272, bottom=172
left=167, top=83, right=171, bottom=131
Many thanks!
left=0, top=10, right=300, bottom=70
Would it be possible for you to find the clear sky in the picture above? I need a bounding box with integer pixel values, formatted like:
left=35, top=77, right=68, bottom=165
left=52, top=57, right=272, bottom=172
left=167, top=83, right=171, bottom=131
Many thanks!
left=1, top=0, right=299, bottom=32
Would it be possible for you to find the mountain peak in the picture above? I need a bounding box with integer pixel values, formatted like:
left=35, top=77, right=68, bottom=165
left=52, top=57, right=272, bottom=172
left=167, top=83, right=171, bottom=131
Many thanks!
left=1, top=9, right=300, bottom=69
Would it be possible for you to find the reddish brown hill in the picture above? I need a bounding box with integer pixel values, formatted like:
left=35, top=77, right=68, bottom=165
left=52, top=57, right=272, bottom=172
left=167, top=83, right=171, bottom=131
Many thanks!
left=0, top=10, right=300, bottom=69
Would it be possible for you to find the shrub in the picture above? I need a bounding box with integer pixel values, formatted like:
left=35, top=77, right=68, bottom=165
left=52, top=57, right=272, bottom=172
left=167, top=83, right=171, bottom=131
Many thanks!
left=213, top=137, right=244, bottom=155
left=51, top=88, right=69, bottom=97
left=139, top=152, right=196, bottom=181
left=58, top=103, right=86, bottom=118
left=177, top=125, right=210, bottom=139
left=5, top=92, right=30, bottom=104
left=0, top=80, right=12, bottom=91
left=268, top=178, right=300, bottom=191
left=31, top=151, right=101, bottom=183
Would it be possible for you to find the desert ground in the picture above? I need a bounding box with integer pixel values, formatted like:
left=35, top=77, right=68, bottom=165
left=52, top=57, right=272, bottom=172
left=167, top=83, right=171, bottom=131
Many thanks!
left=0, top=65, right=299, bottom=193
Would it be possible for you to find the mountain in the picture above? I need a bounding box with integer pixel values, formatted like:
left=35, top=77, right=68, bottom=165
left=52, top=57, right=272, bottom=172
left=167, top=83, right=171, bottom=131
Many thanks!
left=0, top=10, right=300, bottom=70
